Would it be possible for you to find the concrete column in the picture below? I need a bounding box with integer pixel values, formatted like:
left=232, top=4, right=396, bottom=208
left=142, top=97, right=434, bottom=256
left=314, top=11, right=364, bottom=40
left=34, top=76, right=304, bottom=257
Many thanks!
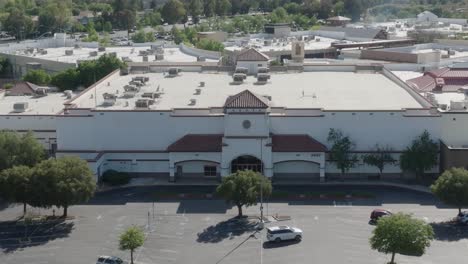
left=264, top=167, right=273, bottom=178
left=169, top=166, right=175, bottom=182
left=320, top=153, right=326, bottom=182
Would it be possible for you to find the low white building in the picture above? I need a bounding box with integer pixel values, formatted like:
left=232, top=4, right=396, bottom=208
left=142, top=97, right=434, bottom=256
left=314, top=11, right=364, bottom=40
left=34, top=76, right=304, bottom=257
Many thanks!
left=235, top=48, right=269, bottom=74
left=51, top=64, right=450, bottom=182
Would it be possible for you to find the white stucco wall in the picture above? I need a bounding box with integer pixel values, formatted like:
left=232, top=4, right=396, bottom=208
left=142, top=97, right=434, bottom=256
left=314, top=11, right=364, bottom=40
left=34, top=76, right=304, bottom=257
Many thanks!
left=236, top=61, right=268, bottom=74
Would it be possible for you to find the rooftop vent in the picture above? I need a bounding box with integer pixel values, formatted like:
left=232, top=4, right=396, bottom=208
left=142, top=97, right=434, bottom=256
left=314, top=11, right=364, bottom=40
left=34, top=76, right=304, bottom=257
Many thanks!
left=143, top=56, right=148, bottom=62
left=74, top=44, right=81, bottom=49
left=64, top=90, right=73, bottom=99
left=139, top=50, right=149, bottom=56
left=40, top=49, right=47, bottom=55
left=199, top=81, right=205, bottom=87
left=129, top=80, right=144, bottom=87
left=194, top=88, right=201, bottom=95
left=98, top=47, right=106, bottom=52
left=89, top=51, right=98, bottom=57
left=189, top=99, right=196, bottom=105
left=13, top=102, right=28, bottom=113
left=197, top=56, right=206, bottom=62
left=65, top=50, right=73, bottom=56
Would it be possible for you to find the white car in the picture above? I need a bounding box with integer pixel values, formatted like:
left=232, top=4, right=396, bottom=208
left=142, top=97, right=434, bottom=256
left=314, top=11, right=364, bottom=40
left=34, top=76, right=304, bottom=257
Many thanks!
left=457, top=211, right=468, bottom=225
left=266, top=226, right=302, bottom=242
left=96, top=256, right=125, bottom=264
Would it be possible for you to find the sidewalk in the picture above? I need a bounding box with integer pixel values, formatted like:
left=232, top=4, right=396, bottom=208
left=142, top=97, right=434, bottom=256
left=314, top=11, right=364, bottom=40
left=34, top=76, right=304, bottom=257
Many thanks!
left=97, top=177, right=431, bottom=194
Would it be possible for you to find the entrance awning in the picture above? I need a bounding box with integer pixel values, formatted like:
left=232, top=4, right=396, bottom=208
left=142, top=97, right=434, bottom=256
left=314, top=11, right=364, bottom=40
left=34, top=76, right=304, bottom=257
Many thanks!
left=167, top=134, right=223, bottom=152
left=272, top=134, right=327, bottom=152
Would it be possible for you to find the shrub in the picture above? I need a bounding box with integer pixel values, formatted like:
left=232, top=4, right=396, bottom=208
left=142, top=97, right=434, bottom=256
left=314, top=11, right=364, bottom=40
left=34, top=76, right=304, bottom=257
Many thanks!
left=101, top=170, right=131, bottom=186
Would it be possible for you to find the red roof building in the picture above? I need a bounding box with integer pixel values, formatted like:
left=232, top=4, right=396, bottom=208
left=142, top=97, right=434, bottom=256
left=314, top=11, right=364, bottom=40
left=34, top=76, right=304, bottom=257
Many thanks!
left=407, top=67, right=468, bottom=92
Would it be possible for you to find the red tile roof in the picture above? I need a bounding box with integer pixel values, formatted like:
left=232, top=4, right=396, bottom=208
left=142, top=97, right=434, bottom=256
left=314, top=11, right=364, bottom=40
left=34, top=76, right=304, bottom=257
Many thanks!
left=407, top=67, right=468, bottom=92
left=167, top=134, right=223, bottom=152
left=272, top=134, right=327, bottom=152
left=224, top=90, right=269, bottom=109
left=236, top=48, right=269, bottom=61
left=3, top=81, right=40, bottom=96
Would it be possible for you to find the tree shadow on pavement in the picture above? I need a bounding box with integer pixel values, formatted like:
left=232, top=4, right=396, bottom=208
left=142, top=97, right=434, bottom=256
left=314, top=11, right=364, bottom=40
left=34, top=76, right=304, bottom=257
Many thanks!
left=196, top=217, right=258, bottom=243
left=430, top=221, right=468, bottom=242
left=263, top=239, right=300, bottom=249
left=0, top=219, right=74, bottom=253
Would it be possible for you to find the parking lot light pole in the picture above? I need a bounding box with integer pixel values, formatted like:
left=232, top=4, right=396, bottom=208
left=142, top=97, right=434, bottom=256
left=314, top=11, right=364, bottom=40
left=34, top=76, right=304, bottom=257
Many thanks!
left=259, top=138, right=264, bottom=229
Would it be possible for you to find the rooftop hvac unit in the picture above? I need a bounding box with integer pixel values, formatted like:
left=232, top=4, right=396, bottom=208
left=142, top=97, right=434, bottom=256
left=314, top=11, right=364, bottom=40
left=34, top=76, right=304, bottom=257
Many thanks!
left=89, top=51, right=98, bottom=57
left=143, top=56, right=149, bottom=62
left=168, top=68, right=180, bottom=76
left=257, top=73, right=270, bottom=83
left=98, top=47, right=106, bottom=52
left=132, top=76, right=149, bottom=83
left=194, top=88, right=201, bottom=95
left=316, top=38, right=320, bottom=42
left=102, top=93, right=117, bottom=106
left=109, top=52, right=117, bottom=56
left=155, top=54, right=164, bottom=61
left=40, top=49, right=48, bottom=55
left=122, top=57, right=133, bottom=62
left=450, top=100, right=466, bottom=110
left=74, top=44, right=81, bottom=49
left=438, top=104, right=448, bottom=110
left=199, top=81, right=205, bottom=87
left=189, top=99, right=196, bottom=105
left=142, top=92, right=159, bottom=99
left=129, top=80, right=144, bottom=87
left=124, top=85, right=140, bottom=92
left=65, top=50, right=74, bottom=56
left=197, top=56, right=206, bottom=62
left=135, top=99, right=153, bottom=108
left=257, top=67, right=269, bottom=74
left=139, top=50, right=149, bottom=56
left=235, top=67, right=248, bottom=74
left=13, top=102, right=28, bottom=112
left=233, top=73, right=246, bottom=83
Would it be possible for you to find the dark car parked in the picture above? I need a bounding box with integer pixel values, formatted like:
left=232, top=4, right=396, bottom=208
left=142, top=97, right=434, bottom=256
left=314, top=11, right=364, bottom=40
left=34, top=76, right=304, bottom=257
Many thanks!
left=369, top=209, right=392, bottom=224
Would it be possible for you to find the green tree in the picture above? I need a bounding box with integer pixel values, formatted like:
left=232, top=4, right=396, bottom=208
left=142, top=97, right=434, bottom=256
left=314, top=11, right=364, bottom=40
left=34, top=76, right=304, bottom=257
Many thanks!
left=189, top=0, right=203, bottom=21
left=0, top=56, right=12, bottom=78
left=0, top=131, right=45, bottom=171
left=370, top=213, right=434, bottom=264
left=400, top=130, right=438, bottom=180
left=216, top=170, right=272, bottom=217
left=3, top=8, right=34, bottom=40
left=333, top=1, right=345, bottom=16
left=161, top=0, right=186, bottom=24
left=327, top=128, right=357, bottom=179
left=22, top=69, right=51, bottom=86
left=119, top=226, right=145, bottom=264
left=0, top=165, right=34, bottom=215
left=131, top=29, right=147, bottom=42
left=215, top=0, right=231, bottom=16
left=363, top=145, right=396, bottom=177
left=196, top=38, right=224, bottom=51
left=204, top=0, right=216, bottom=17
left=431, top=167, right=468, bottom=214
left=103, top=21, right=113, bottom=32
left=33, top=157, right=96, bottom=217
left=50, top=68, right=80, bottom=91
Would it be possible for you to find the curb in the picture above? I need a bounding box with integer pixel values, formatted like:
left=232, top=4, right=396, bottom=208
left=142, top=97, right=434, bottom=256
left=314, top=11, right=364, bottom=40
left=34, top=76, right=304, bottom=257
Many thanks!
left=96, top=181, right=431, bottom=194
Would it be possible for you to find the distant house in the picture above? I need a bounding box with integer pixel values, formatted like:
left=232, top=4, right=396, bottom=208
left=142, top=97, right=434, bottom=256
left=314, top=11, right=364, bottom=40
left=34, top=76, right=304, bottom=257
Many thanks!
left=326, top=16, right=351, bottom=27
left=73, top=11, right=100, bottom=26
left=2, top=81, right=51, bottom=96
left=416, top=11, right=438, bottom=23
left=235, top=48, right=269, bottom=74
left=407, top=67, right=468, bottom=93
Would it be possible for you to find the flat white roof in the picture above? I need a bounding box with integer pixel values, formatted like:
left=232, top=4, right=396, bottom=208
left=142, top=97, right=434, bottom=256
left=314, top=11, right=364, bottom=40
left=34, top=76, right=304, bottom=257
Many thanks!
left=0, top=92, right=73, bottom=115
left=225, top=36, right=344, bottom=52
left=12, top=47, right=215, bottom=64
left=71, top=71, right=423, bottom=111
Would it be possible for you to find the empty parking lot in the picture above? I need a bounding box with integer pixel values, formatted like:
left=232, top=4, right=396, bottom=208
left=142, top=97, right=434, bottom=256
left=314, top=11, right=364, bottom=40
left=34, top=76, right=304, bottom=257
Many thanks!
left=1, top=186, right=467, bottom=264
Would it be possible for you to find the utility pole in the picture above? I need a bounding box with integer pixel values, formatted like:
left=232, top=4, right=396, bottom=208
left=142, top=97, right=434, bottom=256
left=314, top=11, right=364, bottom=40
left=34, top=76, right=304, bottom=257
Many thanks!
left=259, top=138, right=264, bottom=228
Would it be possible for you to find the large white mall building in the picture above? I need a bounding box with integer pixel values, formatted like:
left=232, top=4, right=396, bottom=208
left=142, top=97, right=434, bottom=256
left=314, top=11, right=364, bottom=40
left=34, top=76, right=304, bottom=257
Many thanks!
left=1, top=49, right=468, bottom=182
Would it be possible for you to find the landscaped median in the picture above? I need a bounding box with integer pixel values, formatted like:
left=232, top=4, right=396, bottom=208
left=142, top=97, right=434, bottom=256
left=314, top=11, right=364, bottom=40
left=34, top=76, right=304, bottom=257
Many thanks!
left=152, top=190, right=376, bottom=201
